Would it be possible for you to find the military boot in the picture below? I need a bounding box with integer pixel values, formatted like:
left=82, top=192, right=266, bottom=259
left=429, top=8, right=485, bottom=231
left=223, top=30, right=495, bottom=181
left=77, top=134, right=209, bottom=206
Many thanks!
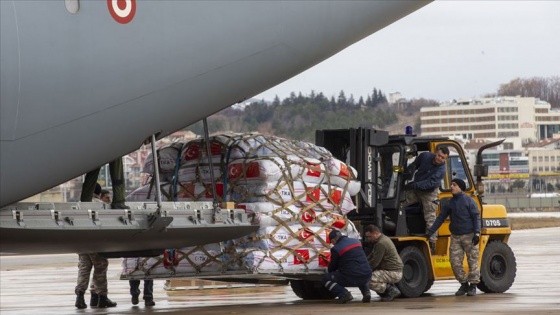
left=97, top=295, right=117, bottom=308
left=455, top=282, right=469, bottom=296
left=90, top=293, right=99, bottom=308
left=75, top=292, right=87, bottom=309
left=467, top=283, right=477, bottom=296
left=381, top=284, right=401, bottom=302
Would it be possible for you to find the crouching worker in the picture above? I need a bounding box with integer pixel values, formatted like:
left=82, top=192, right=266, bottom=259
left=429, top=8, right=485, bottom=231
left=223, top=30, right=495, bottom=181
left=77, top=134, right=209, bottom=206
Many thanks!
left=364, top=224, right=403, bottom=301
left=322, top=229, right=372, bottom=304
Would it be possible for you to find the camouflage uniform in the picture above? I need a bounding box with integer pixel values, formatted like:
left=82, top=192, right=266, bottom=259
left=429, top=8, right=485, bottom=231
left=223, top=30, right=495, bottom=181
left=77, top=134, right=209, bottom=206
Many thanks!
left=366, top=234, right=404, bottom=295
left=369, top=270, right=403, bottom=294
left=402, top=189, right=439, bottom=242
left=75, top=253, right=109, bottom=295
left=450, top=233, right=480, bottom=284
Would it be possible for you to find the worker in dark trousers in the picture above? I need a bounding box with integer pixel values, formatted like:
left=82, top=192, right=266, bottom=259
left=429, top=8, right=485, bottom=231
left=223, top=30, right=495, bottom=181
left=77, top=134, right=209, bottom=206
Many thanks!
left=130, top=280, right=155, bottom=306
left=322, top=230, right=372, bottom=303
left=80, top=157, right=129, bottom=209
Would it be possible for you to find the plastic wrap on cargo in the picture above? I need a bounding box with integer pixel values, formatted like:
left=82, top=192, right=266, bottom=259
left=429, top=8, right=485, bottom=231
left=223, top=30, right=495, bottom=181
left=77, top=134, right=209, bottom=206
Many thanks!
left=143, top=142, right=185, bottom=175
left=126, top=182, right=174, bottom=202
left=122, top=244, right=223, bottom=276
left=239, top=202, right=344, bottom=227
left=230, top=181, right=355, bottom=214
left=227, top=248, right=331, bottom=272
left=177, top=163, right=224, bottom=184
left=176, top=182, right=228, bottom=202
left=230, top=225, right=331, bottom=250
left=323, top=158, right=361, bottom=195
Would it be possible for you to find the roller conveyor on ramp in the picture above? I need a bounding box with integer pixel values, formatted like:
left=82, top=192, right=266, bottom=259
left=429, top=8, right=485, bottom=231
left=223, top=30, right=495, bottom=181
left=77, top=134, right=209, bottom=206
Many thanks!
left=0, top=201, right=257, bottom=256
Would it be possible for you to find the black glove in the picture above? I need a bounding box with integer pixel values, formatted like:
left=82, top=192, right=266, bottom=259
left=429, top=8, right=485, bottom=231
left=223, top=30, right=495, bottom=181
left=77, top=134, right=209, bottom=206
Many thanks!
left=403, top=172, right=413, bottom=181
left=403, top=183, right=415, bottom=191
left=472, top=233, right=480, bottom=246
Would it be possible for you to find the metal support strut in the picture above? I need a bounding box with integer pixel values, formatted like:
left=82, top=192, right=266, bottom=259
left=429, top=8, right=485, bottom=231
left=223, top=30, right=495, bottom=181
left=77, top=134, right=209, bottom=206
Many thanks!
left=202, top=118, right=222, bottom=222
left=150, top=133, right=163, bottom=217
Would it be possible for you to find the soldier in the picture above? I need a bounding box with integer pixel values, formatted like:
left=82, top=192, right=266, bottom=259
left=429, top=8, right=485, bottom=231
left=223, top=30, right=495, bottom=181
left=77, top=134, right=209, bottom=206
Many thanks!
left=81, top=157, right=129, bottom=209
left=364, top=225, right=403, bottom=302
left=401, top=146, right=449, bottom=249
left=75, top=253, right=117, bottom=308
left=428, top=178, right=481, bottom=296
left=322, top=229, right=372, bottom=304
left=75, top=183, right=117, bottom=309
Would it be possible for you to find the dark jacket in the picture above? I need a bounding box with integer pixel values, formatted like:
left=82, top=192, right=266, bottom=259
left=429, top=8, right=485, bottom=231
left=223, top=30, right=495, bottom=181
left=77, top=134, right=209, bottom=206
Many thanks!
left=408, top=152, right=446, bottom=192
left=429, top=192, right=481, bottom=235
left=328, top=236, right=372, bottom=277
left=367, top=234, right=403, bottom=272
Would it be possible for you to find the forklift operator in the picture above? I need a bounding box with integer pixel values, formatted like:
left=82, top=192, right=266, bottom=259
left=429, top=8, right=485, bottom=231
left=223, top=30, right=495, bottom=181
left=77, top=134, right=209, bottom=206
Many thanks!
left=401, top=146, right=450, bottom=245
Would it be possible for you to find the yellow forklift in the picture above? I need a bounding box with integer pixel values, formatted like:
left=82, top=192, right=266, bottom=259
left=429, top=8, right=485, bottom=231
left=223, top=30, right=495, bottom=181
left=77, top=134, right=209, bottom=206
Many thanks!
left=315, top=128, right=516, bottom=297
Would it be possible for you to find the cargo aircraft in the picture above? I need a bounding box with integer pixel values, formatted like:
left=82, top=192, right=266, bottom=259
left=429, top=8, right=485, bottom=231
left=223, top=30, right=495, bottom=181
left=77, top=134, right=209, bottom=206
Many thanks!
left=0, top=1, right=431, bottom=255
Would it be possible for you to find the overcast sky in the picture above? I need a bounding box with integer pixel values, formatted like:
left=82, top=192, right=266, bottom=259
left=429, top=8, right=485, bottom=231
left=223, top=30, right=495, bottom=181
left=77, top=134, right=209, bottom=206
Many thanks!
left=254, top=1, right=560, bottom=103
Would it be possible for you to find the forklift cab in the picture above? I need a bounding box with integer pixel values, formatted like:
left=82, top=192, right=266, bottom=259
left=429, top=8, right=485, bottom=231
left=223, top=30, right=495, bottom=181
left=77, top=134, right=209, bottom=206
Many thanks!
left=316, top=128, right=476, bottom=238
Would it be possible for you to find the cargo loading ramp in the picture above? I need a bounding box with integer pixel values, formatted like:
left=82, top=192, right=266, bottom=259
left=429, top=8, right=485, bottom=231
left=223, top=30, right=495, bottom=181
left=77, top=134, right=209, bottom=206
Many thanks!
left=0, top=201, right=257, bottom=256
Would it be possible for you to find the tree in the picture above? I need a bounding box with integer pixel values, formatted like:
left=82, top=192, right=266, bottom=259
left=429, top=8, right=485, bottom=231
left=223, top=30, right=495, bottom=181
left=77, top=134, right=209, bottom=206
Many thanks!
left=358, top=96, right=365, bottom=107
left=372, top=88, right=378, bottom=107
left=348, top=94, right=355, bottom=106
left=497, top=76, right=560, bottom=108
left=337, top=90, right=347, bottom=107
left=272, top=95, right=281, bottom=106
left=366, top=95, right=372, bottom=107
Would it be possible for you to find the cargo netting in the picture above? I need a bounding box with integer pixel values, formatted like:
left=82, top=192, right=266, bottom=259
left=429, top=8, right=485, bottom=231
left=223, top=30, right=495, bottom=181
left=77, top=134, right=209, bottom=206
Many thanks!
left=123, top=132, right=361, bottom=277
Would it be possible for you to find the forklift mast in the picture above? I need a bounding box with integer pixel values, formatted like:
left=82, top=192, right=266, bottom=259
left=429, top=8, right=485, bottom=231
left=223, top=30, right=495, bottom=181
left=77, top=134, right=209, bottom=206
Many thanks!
left=315, top=128, right=389, bottom=228
left=316, top=128, right=444, bottom=237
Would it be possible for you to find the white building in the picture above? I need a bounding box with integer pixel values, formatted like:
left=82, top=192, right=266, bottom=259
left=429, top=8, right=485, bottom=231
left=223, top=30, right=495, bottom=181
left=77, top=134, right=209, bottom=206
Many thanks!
left=420, top=96, right=560, bottom=150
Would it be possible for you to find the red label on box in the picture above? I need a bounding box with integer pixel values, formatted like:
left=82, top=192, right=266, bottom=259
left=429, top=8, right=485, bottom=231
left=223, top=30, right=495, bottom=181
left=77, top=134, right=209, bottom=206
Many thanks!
left=306, top=187, right=321, bottom=202
left=294, top=249, right=310, bottom=264
left=319, top=252, right=331, bottom=267
left=297, top=227, right=314, bottom=241
left=244, top=162, right=261, bottom=178
left=204, top=183, right=223, bottom=198
left=300, top=209, right=316, bottom=223
left=228, top=164, right=243, bottom=179
left=306, top=162, right=322, bottom=177
left=329, top=189, right=342, bottom=205
left=339, top=163, right=349, bottom=178
left=183, top=143, right=200, bottom=161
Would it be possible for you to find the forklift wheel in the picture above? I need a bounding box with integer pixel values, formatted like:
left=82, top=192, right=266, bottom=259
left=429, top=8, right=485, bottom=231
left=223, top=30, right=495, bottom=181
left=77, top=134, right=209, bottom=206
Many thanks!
left=290, top=280, right=335, bottom=300
left=478, top=241, right=517, bottom=293
left=397, top=246, right=428, bottom=298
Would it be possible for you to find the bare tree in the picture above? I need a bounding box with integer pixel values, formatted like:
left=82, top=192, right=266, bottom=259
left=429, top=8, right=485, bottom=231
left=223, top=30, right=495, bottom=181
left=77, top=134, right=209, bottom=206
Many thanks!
left=497, top=76, right=560, bottom=108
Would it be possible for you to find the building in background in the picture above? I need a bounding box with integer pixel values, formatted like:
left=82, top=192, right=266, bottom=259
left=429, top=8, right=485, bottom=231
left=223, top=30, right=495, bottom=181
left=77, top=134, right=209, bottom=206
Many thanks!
left=420, top=96, right=560, bottom=150
left=463, top=137, right=559, bottom=193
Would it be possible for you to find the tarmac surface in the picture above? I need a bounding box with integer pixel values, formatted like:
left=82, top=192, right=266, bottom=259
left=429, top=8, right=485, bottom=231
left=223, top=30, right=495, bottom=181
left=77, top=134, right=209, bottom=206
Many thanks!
left=1, top=227, right=559, bottom=315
